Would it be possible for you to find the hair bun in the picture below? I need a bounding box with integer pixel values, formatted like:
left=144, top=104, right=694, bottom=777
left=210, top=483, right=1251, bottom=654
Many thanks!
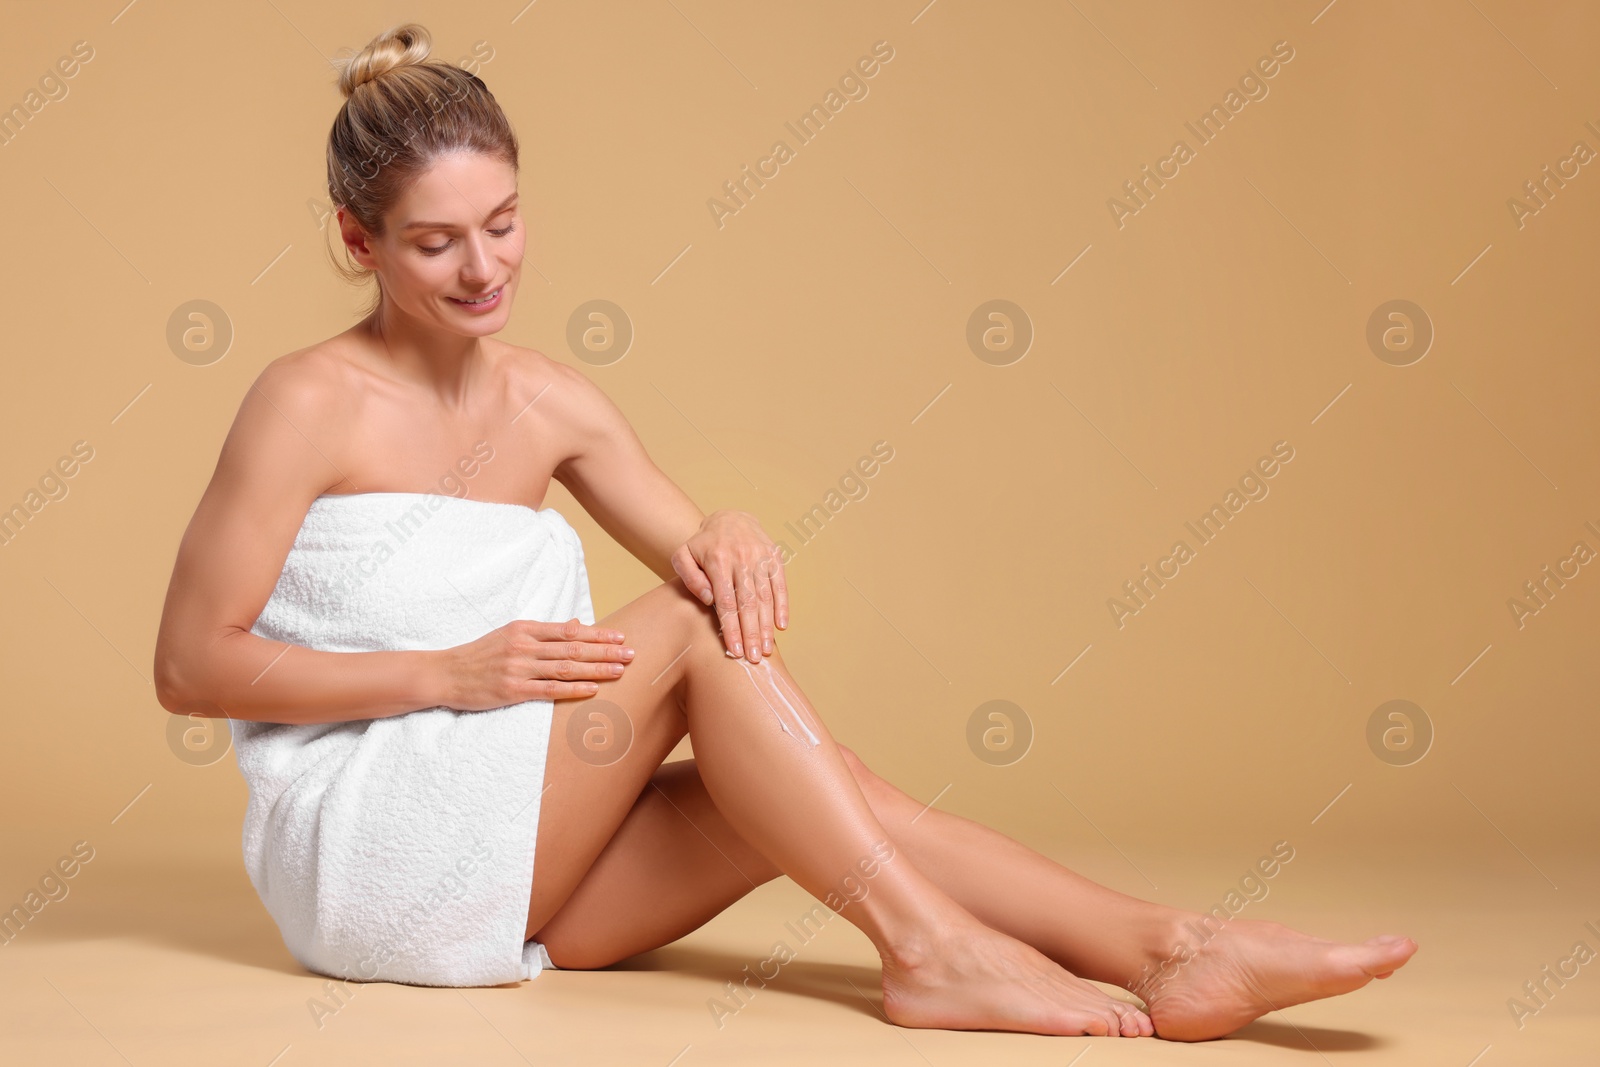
left=336, top=23, right=433, bottom=99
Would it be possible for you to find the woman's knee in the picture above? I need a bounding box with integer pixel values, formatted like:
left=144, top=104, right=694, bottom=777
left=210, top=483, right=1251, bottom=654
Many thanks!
left=605, top=578, right=718, bottom=700
left=836, top=746, right=917, bottom=825
left=656, top=575, right=787, bottom=681
left=837, top=744, right=890, bottom=799
left=837, top=743, right=867, bottom=777
left=655, top=576, right=722, bottom=646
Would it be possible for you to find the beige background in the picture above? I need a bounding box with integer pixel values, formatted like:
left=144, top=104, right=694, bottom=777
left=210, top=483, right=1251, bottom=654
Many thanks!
left=2, top=0, right=1596, bottom=1063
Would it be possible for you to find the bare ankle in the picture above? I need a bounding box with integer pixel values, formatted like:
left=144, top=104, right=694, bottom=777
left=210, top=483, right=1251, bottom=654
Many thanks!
left=876, top=902, right=984, bottom=974
left=880, top=925, right=941, bottom=974
left=1128, top=911, right=1207, bottom=1000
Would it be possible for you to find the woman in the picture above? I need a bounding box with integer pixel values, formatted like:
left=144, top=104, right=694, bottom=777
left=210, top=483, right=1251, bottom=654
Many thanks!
left=152, top=23, right=1415, bottom=1041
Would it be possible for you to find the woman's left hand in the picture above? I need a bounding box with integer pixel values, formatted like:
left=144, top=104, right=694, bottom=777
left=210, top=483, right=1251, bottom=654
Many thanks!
left=672, top=509, right=788, bottom=662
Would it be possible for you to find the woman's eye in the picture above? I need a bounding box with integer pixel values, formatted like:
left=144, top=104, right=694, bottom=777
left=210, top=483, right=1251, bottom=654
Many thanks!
left=418, top=223, right=516, bottom=256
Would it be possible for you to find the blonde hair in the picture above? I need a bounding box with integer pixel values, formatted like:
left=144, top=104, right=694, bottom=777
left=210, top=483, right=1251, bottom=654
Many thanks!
left=325, top=23, right=518, bottom=314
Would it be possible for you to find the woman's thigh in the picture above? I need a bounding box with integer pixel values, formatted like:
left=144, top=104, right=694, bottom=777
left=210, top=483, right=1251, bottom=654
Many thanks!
left=530, top=747, right=910, bottom=967
left=531, top=757, right=784, bottom=968
left=523, top=577, right=717, bottom=940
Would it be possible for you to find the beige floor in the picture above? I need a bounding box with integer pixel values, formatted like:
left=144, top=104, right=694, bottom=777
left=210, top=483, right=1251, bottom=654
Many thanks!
left=4, top=841, right=1595, bottom=1066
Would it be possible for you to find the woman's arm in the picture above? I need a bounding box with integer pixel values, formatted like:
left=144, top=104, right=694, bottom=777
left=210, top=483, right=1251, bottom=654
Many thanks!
left=545, top=361, right=706, bottom=583
left=153, top=360, right=447, bottom=725
left=546, top=361, right=788, bottom=660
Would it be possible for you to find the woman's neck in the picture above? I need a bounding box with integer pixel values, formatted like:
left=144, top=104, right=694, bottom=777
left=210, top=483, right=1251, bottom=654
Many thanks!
left=357, top=308, right=491, bottom=410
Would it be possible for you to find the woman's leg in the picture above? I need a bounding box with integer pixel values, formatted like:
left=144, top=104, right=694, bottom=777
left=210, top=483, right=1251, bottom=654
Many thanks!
left=524, top=578, right=1150, bottom=1037
left=839, top=750, right=1418, bottom=1041
left=537, top=742, right=1416, bottom=1042
left=530, top=757, right=784, bottom=964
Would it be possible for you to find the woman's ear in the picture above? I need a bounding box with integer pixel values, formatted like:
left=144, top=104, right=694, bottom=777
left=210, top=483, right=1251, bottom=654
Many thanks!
left=338, top=208, right=378, bottom=269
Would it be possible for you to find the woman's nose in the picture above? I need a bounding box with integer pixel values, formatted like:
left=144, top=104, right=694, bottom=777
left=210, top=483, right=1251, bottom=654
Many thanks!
left=461, top=235, right=496, bottom=283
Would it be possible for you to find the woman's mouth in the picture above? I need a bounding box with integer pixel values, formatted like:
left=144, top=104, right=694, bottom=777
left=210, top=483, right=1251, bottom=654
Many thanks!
left=447, top=286, right=504, bottom=312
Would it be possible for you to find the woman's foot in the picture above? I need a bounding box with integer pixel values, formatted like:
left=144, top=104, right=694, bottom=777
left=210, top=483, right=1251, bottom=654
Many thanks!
left=1139, top=917, right=1418, bottom=1041
left=880, top=916, right=1153, bottom=1037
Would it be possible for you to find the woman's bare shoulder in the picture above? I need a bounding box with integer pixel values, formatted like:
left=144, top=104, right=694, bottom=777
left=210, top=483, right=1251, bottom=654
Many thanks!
left=492, top=338, right=572, bottom=385
left=490, top=340, right=617, bottom=426
left=213, top=336, right=371, bottom=504
left=251, top=334, right=367, bottom=414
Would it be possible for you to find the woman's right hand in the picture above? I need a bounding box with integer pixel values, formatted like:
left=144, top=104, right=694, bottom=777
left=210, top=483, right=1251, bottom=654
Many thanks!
left=437, top=618, right=635, bottom=711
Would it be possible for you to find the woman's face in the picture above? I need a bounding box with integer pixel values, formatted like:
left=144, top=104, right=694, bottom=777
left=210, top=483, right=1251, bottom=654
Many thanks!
left=340, top=150, right=524, bottom=336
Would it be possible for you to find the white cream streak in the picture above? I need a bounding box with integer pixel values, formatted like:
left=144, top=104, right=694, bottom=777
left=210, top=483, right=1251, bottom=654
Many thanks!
left=731, top=654, right=822, bottom=746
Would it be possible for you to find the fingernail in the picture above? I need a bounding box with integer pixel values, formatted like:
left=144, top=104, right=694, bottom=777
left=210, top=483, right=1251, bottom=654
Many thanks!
left=732, top=643, right=742, bottom=656
left=620, top=647, right=635, bottom=659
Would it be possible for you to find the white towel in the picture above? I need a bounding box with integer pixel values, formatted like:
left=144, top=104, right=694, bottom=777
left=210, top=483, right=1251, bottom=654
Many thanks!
left=229, top=491, right=595, bottom=987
